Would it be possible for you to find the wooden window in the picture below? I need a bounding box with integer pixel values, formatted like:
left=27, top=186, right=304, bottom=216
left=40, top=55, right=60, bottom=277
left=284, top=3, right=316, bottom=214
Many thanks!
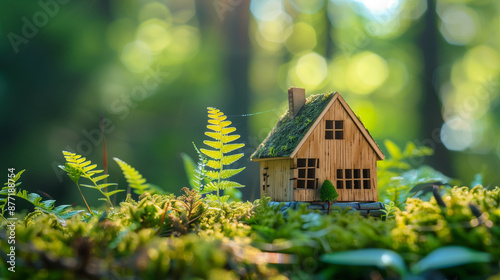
left=363, top=168, right=371, bottom=189
left=297, top=158, right=318, bottom=189
left=325, top=120, right=344, bottom=140
left=337, top=168, right=369, bottom=190
left=337, top=180, right=344, bottom=189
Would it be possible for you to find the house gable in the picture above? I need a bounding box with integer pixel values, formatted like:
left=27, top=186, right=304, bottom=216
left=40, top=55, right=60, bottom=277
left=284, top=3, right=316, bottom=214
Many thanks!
left=290, top=93, right=385, bottom=161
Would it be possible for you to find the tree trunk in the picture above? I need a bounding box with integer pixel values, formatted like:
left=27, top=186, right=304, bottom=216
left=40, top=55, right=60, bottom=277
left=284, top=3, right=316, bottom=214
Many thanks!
left=418, top=0, right=452, bottom=176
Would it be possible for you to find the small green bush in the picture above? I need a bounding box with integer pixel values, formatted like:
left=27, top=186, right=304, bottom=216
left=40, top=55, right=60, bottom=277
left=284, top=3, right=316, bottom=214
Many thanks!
left=320, top=179, right=339, bottom=214
left=320, top=179, right=339, bottom=202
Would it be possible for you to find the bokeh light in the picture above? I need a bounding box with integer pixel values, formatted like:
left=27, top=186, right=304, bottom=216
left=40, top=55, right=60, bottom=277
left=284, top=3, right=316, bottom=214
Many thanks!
left=346, top=51, right=389, bottom=95
left=121, top=41, right=153, bottom=72
left=438, top=5, right=478, bottom=45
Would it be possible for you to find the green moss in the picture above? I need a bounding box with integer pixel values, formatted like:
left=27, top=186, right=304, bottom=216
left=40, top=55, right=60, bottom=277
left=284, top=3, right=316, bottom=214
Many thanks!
left=251, top=92, right=334, bottom=159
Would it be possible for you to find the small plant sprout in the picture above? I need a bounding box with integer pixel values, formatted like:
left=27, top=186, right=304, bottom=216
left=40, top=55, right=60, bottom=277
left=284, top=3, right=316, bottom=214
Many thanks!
left=320, top=179, right=339, bottom=214
left=59, top=151, right=124, bottom=211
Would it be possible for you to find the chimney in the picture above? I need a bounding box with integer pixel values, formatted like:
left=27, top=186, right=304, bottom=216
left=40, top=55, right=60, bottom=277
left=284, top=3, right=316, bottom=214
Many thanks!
left=288, top=87, right=306, bottom=119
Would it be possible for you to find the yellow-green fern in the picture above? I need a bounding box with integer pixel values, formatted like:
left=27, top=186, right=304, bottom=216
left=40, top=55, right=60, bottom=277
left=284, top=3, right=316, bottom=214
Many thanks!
left=113, top=158, right=150, bottom=195
left=59, top=151, right=123, bottom=210
left=200, top=107, right=245, bottom=202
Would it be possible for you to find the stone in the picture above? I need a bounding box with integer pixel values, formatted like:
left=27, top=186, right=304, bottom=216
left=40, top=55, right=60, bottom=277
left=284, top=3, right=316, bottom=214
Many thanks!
left=307, top=203, right=325, bottom=210
left=267, top=201, right=385, bottom=219
left=359, top=202, right=385, bottom=210
left=368, top=209, right=385, bottom=218
left=330, top=202, right=360, bottom=210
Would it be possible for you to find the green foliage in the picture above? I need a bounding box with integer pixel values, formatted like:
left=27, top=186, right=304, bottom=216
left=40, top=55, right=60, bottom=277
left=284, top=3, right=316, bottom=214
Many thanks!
left=377, top=140, right=455, bottom=208
left=320, top=179, right=339, bottom=202
left=2, top=181, right=500, bottom=279
left=113, top=157, right=151, bottom=195
left=181, top=143, right=208, bottom=192
left=321, top=246, right=491, bottom=279
left=199, top=107, right=245, bottom=202
left=59, top=151, right=124, bottom=209
left=0, top=170, right=83, bottom=225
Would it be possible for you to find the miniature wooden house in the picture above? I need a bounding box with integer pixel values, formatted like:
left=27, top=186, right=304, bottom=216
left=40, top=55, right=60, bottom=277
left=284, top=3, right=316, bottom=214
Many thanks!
left=250, top=87, right=385, bottom=202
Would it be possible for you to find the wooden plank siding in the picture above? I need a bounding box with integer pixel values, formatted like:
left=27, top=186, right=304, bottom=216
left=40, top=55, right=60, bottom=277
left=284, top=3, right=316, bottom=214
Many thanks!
left=259, top=159, right=294, bottom=201
left=291, top=98, right=378, bottom=202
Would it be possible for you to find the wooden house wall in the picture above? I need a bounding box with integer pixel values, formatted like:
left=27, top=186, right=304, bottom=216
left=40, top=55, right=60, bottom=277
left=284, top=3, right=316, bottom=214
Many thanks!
left=293, top=99, right=378, bottom=202
left=260, top=159, right=294, bottom=201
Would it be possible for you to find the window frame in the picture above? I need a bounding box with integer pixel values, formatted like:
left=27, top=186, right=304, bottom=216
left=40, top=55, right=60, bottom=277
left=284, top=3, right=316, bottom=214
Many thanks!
left=296, top=158, right=319, bottom=190
left=325, top=120, right=344, bottom=140
left=336, top=168, right=371, bottom=190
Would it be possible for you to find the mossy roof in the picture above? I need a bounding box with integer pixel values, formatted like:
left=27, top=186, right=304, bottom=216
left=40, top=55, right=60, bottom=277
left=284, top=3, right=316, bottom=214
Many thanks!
left=250, top=92, right=334, bottom=160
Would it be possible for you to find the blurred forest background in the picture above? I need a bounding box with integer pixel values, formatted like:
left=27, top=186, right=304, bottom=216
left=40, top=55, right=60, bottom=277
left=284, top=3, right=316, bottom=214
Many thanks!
left=1, top=0, right=499, bottom=206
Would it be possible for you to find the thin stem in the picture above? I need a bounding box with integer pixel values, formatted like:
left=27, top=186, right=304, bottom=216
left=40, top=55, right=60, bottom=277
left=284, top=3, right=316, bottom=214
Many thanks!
left=76, top=183, right=92, bottom=214
left=218, top=130, right=223, bottom=204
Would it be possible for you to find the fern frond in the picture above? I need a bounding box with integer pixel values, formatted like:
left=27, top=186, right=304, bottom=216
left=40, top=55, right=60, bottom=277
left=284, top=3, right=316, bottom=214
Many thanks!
left=113, top=158, right=151, bottom=195
left=193, top=143, right=208, bottom=192
left=199, top=107, right=246, bottom=203
left=60, top=151, right=123, bottom=209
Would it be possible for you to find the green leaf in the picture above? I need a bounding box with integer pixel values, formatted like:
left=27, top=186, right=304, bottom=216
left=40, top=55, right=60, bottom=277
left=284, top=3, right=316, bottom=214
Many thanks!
left=222, top=143, right=244, bottom=153
left=221, top=127, right=236, bottom=135
left=385, top=140, right=402, bottom=161
left=411, top=246, right=492, bottom=275
left=93, top=174, right=109, bottom=183
left=224, top=188, right=242, bottom=202
left=181, top=153, right=197, bottom=189
left=81, top=183, right=117, bottom=190
left=220, top=168, right=245, bottom=179
left=105, top=189, right=125, bottom=196
left=218, top=180, right=244, bottom=189
left=201, top=182, right=218, bottom=194
left=200, top=149, right=221, bottom=160
left=206, top=160, right=221, bottom=169
left=207, top=124, right=222, bottom=132
left=203, top=140, right=222, bottom=149
left=205, top=131, right=221, bottom=140
left=219, top=121, right=231, bottom=127
left=222, top=135, right=240, bottom=143
left=321, top=249, right=408, bottom=277
left=222, top=154, right=244, bottom=165
left=403, top=165, right=453, bottom=188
